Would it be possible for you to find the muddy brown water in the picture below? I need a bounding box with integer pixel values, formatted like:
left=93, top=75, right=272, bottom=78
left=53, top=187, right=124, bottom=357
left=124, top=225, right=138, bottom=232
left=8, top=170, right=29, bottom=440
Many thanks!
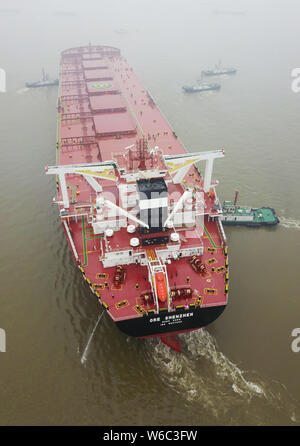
left=0, top=0, right=300, bottom=425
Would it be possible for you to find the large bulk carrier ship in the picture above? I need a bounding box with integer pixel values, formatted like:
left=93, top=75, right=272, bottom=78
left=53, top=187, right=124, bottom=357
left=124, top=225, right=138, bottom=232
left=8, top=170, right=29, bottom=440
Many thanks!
left=46, top=45, right=229, bottom=351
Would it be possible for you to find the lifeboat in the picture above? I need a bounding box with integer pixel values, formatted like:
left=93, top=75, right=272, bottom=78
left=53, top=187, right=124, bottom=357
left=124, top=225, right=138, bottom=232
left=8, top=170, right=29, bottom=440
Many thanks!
left=155, top=272, right=168, bottom=302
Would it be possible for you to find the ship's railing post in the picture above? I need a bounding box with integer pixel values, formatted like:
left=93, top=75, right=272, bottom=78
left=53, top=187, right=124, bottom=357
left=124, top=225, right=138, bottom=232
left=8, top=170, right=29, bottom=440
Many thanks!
left=217, top=217, right=227, bottom=246
left=164, top=265, right=172, bottom=313
left=147, top=259, right=160, bottom=314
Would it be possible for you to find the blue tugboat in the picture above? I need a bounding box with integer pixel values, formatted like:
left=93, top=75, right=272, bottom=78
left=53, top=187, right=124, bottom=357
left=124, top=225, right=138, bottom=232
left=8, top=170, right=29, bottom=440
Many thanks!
left=26, top=69, right=58, bottom=88
left=182, top=82, right=221, bottom=93
left=220, top=191, right=279, bottom=226
left=202, top=61, right=237, bottom=76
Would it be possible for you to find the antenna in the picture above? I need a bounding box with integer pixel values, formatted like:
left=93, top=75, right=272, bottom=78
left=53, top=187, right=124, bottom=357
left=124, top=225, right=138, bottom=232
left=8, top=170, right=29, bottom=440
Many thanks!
left=234, top=190, right=239, bottom=208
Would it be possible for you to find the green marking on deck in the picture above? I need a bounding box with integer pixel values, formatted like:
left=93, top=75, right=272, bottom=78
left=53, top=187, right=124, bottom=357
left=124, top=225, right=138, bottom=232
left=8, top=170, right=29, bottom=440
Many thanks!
left=91, top=82, right=112, bottom=89
left=86, top=235, right=103, bottom=240
left=67, top=183, right=76, bottom=201
left=202, top=225, right=222, bottom=249
left=81, top=216, right=88, bottom=266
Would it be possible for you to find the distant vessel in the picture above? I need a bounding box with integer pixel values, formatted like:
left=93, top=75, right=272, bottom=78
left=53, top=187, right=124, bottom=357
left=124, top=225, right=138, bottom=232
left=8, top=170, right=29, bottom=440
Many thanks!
left=202, top=61, right=237, bottom=76
left=26, top=69, right=58, bottom=88
left=221, top=191, right=279, bottom=226
left=183, top=83, right=221, bottom=93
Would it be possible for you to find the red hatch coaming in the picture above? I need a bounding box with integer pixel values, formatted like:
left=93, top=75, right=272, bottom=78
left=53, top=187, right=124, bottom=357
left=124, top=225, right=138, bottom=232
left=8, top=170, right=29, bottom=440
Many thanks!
left=93, top=112, right=136, bottom=137
left=60, top=119, right=95, bottom=140
left=89, top=94, right=126, bottom=113
left=84, top=68, right=112, bottom=81
left=62, top=98, right=91, bottom=115
left=82, top=60, right=108, bottom=70
left=61, top=84, right=87, bottom=97
left=82, top=53, right=104, bottom=60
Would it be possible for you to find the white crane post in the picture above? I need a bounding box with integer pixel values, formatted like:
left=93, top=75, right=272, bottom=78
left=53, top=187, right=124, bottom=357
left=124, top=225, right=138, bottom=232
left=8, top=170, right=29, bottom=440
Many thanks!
left=203, top=157, right=214, bottom=193
left=59, top=173, right=70, bottom=209
left=101, top=198, right=150, bottom=229
left=164, top=189, right=193, bottom=227
left=164, top=149, right=225, bottom=189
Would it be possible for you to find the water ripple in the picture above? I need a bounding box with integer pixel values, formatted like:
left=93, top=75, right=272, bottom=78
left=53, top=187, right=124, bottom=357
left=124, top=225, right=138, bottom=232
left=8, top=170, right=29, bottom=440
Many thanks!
left=145, top=329, right=300, bottom=425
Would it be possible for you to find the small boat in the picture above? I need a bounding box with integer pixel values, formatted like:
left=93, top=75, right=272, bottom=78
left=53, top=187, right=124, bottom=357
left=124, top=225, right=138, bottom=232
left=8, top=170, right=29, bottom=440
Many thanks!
left=26, top=69, right=58, bottom=88
left=182, top=82, right=221, bottom=93
left=220, top=191, right=279, bottom=226
left=202, top=61, right=237, bottom=76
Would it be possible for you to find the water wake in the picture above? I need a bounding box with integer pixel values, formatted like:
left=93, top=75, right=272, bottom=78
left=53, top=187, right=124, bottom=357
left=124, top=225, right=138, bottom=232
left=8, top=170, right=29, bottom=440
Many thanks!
left=279, top=216, right=300, bottom=231
left=81, top=311, right=104, bottom=365
left=146, top=329, right=299, bottom=425
left=16, top=87, right=29, bottom=94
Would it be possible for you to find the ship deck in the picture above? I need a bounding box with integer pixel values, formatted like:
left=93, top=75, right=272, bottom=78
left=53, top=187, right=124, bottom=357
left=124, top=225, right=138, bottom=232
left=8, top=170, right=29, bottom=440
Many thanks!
left=68, top=215, right=227, bottom=321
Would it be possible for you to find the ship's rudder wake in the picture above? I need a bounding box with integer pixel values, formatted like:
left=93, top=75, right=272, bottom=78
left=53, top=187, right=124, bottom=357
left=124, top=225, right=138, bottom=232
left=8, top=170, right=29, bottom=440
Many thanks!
left=145, top=329, right=299, bottom=425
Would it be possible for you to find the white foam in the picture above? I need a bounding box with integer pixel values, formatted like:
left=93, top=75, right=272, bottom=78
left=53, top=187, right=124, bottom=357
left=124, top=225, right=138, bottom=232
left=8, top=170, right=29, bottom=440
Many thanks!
left=145, top=329, right=267, bottom=421
left=145, top=329, right=300, bottom=423
left=279, top=216, right=300, bottom=230
left=81, top=311, right=104, bottom=365
left=291, top=412, right=298, bottom=423
left=16, top=87, right=29, bottom=94
left=184, top=329, right=266, bottom=398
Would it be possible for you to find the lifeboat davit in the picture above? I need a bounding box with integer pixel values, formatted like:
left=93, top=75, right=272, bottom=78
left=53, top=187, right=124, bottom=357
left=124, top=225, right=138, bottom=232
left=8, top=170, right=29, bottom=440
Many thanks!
left=155, top=272, right=168, bottom=302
